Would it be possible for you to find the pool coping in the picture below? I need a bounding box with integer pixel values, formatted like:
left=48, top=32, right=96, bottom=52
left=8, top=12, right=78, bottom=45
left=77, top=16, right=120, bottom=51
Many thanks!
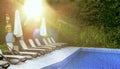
left=42, top=48, right=81, bottom=69
left=80, top=47, right=120, bottom=54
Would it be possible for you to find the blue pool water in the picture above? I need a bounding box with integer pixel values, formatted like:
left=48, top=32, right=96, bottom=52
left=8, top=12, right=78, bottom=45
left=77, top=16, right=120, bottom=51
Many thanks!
left=43, top=48, right=120, bottom=69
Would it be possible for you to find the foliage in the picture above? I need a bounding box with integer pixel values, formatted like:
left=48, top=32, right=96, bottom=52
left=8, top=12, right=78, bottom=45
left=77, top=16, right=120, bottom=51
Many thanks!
left=94, top=0, right=120, bottom=48
left=0, top=44, right=8, bottom=52
left=47, top=0, right=120, bottom=48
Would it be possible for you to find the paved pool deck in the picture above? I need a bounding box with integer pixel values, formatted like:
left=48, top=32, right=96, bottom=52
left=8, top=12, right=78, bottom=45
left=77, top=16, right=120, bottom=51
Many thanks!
left=8, top=47, right=80, bottom=69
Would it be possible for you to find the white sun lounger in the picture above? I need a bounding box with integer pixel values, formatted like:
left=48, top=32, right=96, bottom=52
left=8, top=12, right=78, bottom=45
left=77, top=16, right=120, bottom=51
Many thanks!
left=6, top=43, right=38, bottom=58
left=0, top=49, right=25, bottom=65
left=35, top=38, right=56, bottom=50
left=47, top=37, right=63, bottom=48
left=43, top=38, right=61, bottom=49
left=0, top=50, right=21, bottom=64
left=0, top=60, right=10, bottom=69
left=28, top=39, right=52, bottom=53
left=50, top=37, right=67, bottom=46
left=19, top=39, right=47, bottom=55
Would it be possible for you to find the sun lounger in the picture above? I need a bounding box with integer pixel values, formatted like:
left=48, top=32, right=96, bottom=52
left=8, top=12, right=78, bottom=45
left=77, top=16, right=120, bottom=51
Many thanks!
left=6, top=43, right=33, bottom=60
left=0, top=49, right=26, bottom=65
left=46, top=37, right=64, bottom=48
left=34, top=38, right=56, bottom=50
left=0, top=53, right=20, bottom=65
left=43, top=38, right=61, bottom=49
left=19, top=39, right=47, bottom=55
left=7, top=43, right=38, bottom=58
left=28, top=39, right=52, bottom=53
left=50, top=37, right=67, bottom=46
left=0, top=60, right=10, bottom=69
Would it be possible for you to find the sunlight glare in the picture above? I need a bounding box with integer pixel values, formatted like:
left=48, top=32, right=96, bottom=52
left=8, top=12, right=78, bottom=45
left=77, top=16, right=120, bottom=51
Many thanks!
left=23, top=0, right=43, bottom=18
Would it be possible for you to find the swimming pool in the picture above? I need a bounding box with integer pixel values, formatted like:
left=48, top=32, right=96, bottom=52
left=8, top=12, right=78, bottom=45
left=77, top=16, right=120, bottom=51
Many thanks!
left=42, top=47, right=120, bottom=69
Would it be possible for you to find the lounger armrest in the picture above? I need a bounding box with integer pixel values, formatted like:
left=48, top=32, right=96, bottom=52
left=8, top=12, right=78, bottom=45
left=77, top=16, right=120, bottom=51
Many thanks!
left=0, top=54, right=20, bottom=65
left=21, top=50, right=41, bottom=56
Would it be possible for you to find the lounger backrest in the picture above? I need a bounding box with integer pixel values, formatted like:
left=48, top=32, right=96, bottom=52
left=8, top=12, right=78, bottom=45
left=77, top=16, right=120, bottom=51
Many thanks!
left=51, top=37, right=56, bottom=43
left=47, top=38, right=52, bottom=44
left=28, top=39, right=36, bottom=47
left=19, top=40, right=28, bottom=49
left=0, top=49, right=3, bottom=54
left=6, top=43, right=14, bottom=51
left=34, top=38, right=41, bottom=46
left=43, top=38, right=48, bottom=45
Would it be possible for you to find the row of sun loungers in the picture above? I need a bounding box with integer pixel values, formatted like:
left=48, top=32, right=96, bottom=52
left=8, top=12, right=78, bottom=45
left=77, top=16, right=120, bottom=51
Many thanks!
left=0, top=37, right=67, bottom=69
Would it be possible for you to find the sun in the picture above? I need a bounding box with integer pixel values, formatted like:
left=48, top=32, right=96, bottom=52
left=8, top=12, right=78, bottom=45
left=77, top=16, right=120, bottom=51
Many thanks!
left=23, top=0, right=43, bottom=18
